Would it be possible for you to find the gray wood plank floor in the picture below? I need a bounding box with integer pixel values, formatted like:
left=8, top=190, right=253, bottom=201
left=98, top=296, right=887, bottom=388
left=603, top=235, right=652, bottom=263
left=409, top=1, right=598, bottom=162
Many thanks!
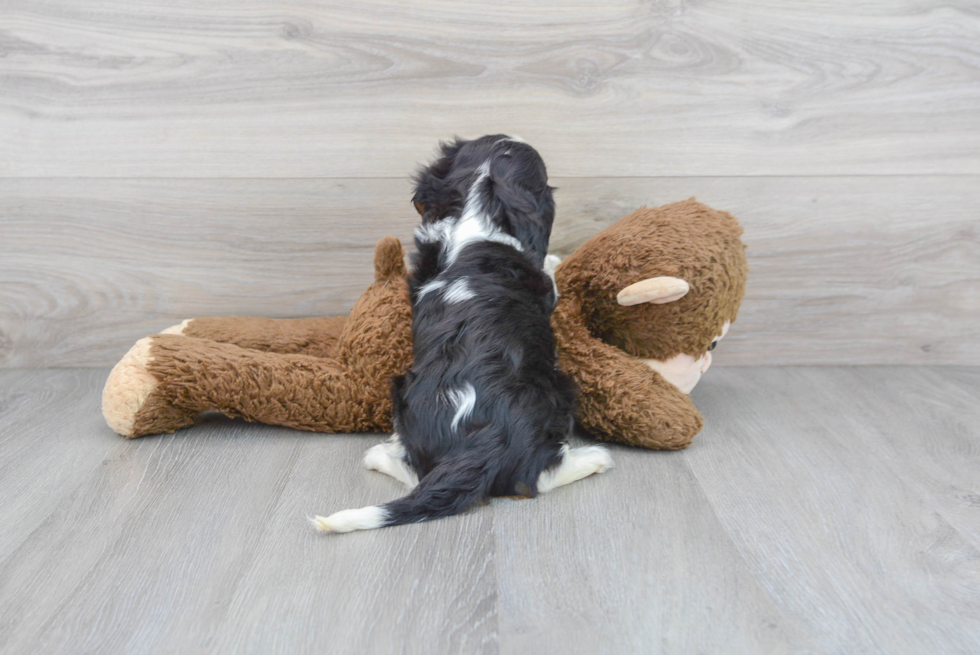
left=1, top=366, right=977, bottom=654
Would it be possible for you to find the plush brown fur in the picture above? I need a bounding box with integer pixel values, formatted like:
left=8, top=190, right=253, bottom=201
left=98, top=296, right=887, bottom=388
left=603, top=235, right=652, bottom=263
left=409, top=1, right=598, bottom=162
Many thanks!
left=182, top=316, right=349, bottom=358
left=102, top=237, right=412, bottom=438
left=559, top=200, right=748, bottom=360
left=103, top=200, right=747, bottom=449
left=553, top=199, right=748, bottom=449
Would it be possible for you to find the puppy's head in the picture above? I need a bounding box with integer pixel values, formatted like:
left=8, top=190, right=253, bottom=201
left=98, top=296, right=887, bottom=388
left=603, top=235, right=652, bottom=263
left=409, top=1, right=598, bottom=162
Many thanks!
left=412, top=135, right=555, bottom=267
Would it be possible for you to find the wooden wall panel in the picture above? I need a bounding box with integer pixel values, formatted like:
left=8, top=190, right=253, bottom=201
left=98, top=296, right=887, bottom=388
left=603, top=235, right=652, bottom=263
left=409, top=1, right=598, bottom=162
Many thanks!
left=1, top=1, right=978, bottom=368
left=1, top=1, right=978, bottom=177
left=2, top=176, right=977, bottom=368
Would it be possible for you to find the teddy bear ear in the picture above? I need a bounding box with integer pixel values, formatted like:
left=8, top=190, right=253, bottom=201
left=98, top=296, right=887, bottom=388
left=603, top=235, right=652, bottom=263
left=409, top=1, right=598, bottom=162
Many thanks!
left=617, top=277, right=690, bottom=306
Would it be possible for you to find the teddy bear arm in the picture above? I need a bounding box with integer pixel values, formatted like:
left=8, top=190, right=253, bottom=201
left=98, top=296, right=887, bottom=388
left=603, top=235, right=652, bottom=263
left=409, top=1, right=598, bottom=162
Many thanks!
left=332, top=237, right=413, bottom=384
left=554, top=301, right=703, bottom=450
left=574, top=365, right=704, bottom=450
left=178, top=316, right=349, bottom=358
left=103, top=237, right=414, bottom=439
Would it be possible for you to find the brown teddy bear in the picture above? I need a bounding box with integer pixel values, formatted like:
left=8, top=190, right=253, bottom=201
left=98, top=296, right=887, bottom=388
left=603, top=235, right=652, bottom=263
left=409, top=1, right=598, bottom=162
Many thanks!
left=552, top=199, right=747, bottom=449
left=102, top=236, right=412, bottom=438
left=103, top=199, right=747, bottom=449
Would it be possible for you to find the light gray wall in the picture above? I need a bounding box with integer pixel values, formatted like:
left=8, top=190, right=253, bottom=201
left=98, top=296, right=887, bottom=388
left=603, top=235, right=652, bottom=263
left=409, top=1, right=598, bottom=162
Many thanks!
left=2, top=1, right=978, bottom=367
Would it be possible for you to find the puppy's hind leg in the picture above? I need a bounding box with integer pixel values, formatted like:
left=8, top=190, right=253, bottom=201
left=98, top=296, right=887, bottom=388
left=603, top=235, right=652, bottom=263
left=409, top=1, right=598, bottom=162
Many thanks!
left=363, top=434, right=419, bottom=489
left=537, top=444, right=613, bottom=493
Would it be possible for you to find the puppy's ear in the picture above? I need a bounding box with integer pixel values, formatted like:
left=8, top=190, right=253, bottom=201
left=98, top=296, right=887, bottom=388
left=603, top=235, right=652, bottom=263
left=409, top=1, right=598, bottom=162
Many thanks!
left=491, top=183, right=555, bottom=267
left=478, top=142, right=555, bottom=266
left=420, top=137, right=466, bottom=184
left=412, top=137, right=468, bottom=220
left=520, top=188, right=556, bottom=264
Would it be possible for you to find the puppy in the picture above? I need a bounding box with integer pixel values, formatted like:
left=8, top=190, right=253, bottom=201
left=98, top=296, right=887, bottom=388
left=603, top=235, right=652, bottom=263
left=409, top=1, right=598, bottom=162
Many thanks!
left=312, top=135, right=612, bottom=533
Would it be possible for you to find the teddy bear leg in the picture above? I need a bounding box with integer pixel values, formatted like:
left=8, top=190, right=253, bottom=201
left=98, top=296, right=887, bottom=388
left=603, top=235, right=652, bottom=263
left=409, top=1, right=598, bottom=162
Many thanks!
left=103, top=332, right=397, bottom=439
left=150, top=334, right=393, bottom=434
left=104, top=333, right=395, bottom=438
left=102, top=337, right=198, bottom=438
left=156, top=236, right=409, bottom=359
left=158, top=316, right=349, bottom=358
left=103, top=236, right=412, bottom=439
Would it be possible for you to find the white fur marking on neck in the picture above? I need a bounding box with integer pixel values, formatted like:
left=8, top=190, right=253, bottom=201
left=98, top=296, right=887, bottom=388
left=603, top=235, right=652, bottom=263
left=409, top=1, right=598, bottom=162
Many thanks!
left=443, top=160, right=524, bottom=266
left=414, top=218, right=454, bottom=245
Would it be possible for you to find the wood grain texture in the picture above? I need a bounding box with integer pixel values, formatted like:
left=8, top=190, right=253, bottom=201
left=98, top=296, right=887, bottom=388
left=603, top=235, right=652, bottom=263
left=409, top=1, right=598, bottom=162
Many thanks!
left=2, top=176, right=978, bottom=368
left=1, top=1, right=978, bottom=177
left=684, top=366, right=980, bottom=654
left=493, top=440, right=816, bottom=653
left=1, top=367, right=978, bottom=653
left=0, top=370, right=497, bottom=655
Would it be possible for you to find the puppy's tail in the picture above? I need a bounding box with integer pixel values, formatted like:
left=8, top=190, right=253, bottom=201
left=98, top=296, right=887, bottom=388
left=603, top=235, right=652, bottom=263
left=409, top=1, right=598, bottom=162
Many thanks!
left=310, top=445, right=496, bottom=534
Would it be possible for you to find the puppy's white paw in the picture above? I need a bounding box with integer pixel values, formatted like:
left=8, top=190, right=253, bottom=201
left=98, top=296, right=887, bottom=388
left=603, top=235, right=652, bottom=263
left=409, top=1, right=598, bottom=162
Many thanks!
left=362, top=443, right=388, bottom=472
left=580, top=445, right=614, bottom=474
left=538, top=444, right=614, bottom=493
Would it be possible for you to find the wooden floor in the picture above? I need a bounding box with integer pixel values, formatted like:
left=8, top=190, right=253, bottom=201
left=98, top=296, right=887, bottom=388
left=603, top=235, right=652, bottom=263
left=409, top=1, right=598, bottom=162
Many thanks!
left=1, top=366, right=978, bottom=654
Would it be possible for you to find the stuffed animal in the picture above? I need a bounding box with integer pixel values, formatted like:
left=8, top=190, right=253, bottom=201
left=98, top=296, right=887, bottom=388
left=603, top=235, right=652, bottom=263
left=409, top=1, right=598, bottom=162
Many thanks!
left=103, top=199, right=747, bottom=449
left=552, top=199, right=748, bottom=449
left=102, top=237, right=412, bottom=438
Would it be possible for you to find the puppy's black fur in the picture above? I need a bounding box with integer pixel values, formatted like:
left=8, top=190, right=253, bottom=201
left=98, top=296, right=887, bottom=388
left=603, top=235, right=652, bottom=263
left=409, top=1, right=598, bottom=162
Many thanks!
left=380, top=135, right=575, bottom=527
left=411, top=136, right=556, bottom=268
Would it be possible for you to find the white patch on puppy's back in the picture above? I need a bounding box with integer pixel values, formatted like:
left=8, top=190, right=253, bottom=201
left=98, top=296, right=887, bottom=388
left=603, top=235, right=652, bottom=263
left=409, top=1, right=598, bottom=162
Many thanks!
left=446, top=383, right=477, bottom=432
left=443, top=278, right=475, bottom=304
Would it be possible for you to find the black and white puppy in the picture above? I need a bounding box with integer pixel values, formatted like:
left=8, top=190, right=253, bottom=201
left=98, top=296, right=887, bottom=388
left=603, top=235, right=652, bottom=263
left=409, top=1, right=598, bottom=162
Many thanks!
left=312, top=135, right=612, bottom=533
